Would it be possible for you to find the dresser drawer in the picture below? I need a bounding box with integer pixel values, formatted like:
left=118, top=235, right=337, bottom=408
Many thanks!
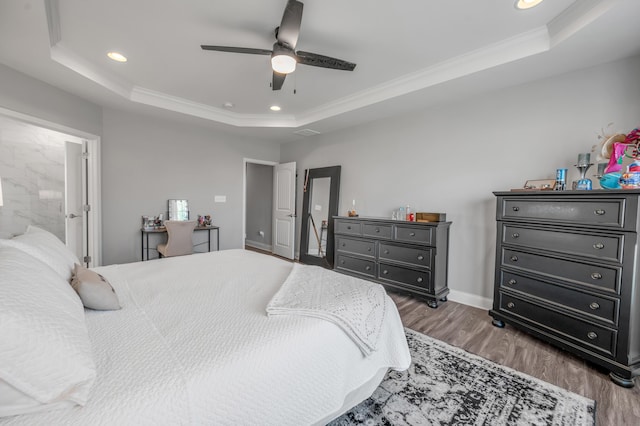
left=335, top=237, right=375, bottom=258
left=394, top=225, right=433, bottom=245
left=378, top=263, right=431, bottom=291
left=363, top=223, right=392, bottom=239
left=499, top=293, right=617, bottom=356
left=500, top=270, right=619, bottom=325
left=379, top=243, right=432, bottom=269
left=502, top=225, right=624, bottom=263
left=500, top=198, right=625, bottom=228
left=334, top=220, right=361, bottom=236
left=501, top=248, right=620, bottom=294
left=335, top=254, right=375, bottom=278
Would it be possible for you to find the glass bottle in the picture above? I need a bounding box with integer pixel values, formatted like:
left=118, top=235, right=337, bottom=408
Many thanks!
left=405, top=205, right=411, bottom=221
left=399, top=207, right=405, bottom=221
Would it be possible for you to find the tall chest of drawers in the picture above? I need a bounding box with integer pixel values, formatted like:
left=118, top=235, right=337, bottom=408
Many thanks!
left=333, top=216, right=451, bottom=308
left=490, top=191, right=640, bottom=387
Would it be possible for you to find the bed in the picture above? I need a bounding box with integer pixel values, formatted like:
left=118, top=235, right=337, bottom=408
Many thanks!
left=0, top=227, right=410, bottom=425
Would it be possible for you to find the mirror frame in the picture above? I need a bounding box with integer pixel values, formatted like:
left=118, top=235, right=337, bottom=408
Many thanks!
left=299, top=166, right=341, bottom=268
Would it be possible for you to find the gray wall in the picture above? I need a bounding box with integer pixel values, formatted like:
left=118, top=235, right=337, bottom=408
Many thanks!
left=280, top=54, right=640, bottom=307
left=0, top=63, right=102, bottom=136
left=101, top=108, right=280, bottom=265
left=245, top=163, right=273, bottom=250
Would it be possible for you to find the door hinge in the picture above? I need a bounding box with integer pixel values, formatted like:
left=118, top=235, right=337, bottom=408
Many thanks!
left=83, top=255, right=92, bottom=263
left=83, top=204, right=91, bottom=212
left=82, top=151, right=89, bottom=160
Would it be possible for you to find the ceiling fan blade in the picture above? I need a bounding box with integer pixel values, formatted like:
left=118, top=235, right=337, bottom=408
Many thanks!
left=200, top=45, right=272, bottom=55
left=296, top=51, right=356, bottom=71
left=277, top=0, right=303, bottom=49
left=272, top=72, right=286, bottom=91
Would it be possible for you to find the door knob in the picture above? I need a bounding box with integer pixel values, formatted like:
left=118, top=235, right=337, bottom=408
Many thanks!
left=67, top=213, right=81, bottom=219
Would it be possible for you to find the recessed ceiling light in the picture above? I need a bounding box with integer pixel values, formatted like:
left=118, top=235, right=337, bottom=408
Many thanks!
left=515, top=0, right=544, bottom=10
left=107, top=52, right=127, bottom=62
left=270, top=105, right=281, bottom=112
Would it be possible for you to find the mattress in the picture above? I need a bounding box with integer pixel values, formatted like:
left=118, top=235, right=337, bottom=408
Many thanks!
left=2, top=249, right=410, bottom=425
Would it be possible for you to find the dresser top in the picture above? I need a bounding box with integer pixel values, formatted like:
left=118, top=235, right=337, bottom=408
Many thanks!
left=494, top=189, right=640, bottom=196
left=333, top=216, right=451, bottom=225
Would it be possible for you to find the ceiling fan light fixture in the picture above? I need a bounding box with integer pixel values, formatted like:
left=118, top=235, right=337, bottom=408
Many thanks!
left=515, top=0, right=544, bottom=10
left=271, top=53, right=297, bottom=74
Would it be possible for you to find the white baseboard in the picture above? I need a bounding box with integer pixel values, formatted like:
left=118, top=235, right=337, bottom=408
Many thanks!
left=245, top=240, right=272, bottom=252
left=447, top=289, right=493, bottom=310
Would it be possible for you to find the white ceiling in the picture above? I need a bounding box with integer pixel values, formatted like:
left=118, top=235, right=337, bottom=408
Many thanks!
left=1, top=0, right=640, bottom=142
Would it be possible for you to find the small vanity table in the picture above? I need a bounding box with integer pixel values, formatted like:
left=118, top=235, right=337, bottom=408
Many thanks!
left=140, top=225, right=220, bottom=261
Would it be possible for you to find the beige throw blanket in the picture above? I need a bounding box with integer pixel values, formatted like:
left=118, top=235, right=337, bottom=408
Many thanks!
left=267, top=263, right=388, bottom=356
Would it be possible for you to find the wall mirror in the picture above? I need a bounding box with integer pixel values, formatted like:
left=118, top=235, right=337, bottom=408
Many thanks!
left=299, top=166, right=341, bottom=268
left=168, top=199, right=189, bottom=221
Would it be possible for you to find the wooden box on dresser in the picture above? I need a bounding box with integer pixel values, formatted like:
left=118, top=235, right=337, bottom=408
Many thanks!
left=333, top=216, right=451, bottom=308
left=490, top=190, right=640, bottom=387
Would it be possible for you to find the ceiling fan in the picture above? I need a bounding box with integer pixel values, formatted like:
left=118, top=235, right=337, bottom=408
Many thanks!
left=201, top=0, right=356, bottom=91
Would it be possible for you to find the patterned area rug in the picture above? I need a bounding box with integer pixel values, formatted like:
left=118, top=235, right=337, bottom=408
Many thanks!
left=329, top=328, right=596, bottom=426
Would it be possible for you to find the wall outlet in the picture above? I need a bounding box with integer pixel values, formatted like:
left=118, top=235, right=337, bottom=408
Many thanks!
left=214, top=195, right=226, bottom=203
left=314, top=204, right=322, bottom=211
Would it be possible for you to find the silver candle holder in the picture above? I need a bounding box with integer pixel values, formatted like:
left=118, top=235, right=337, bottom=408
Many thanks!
left=575, top=152, right=593, bottom=190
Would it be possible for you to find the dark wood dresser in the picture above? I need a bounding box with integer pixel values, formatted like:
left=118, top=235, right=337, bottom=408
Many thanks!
left=333, top=216, right=451, bottom=308
left=490, top=190, right=640, bottom=387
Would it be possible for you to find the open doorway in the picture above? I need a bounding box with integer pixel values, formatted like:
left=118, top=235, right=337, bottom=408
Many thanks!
left=243, top=159, right=297, bottom=260
left=0, top=109, right=101, bottom=266
left=244, top=161, right=275, bottom=252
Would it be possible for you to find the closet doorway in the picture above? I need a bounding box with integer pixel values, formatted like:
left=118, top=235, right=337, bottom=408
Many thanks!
left=243, top=159, right=297, bottom=260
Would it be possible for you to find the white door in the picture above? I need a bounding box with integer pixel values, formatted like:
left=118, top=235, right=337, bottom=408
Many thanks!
left=272, top=161, right=296, bottom=259
left=65, top=141, right=85, bottom=262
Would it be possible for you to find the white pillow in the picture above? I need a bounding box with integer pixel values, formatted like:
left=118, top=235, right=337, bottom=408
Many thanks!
left=0, top=225, right=80, bottom=282
left=0, top=247, right=96, bottom=417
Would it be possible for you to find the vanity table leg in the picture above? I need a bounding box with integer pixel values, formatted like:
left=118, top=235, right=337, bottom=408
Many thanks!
left=208, top=229, right=211, bottom=252
left=146, top=233, right=150, bottom=261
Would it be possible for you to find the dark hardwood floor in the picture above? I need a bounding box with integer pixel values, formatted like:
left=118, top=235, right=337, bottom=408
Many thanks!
left=390, top=292, right=640, bottom=426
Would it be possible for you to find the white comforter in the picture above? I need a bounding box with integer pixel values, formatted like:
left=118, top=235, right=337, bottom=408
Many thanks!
left=2, top=250, right=410, bottom=425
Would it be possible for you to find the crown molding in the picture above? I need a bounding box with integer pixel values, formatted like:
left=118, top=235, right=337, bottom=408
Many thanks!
left=43, top=0, right=611, bottom=129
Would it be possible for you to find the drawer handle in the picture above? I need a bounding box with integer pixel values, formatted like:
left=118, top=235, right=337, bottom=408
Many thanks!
left=416, top=277, right=423, bottom=283
left=365, top=265, right=371, bottom=271
left=367, top=247, right=372, bottom=252
left=587, top=331, right=598, bottom=340
left=594, top=209, right=606, bottom=216
left=510, top=255, right=518, bottom=262
left=512, top=232, right=519, bottom=239
left=384, top=249, right=390, bottom=254
left=593, top=242, right=604, bottom=250
left=340, top=260, right=345, bottom=265
left=508, top=279, right=517, bottom=285
left=507, top=302, right=515, bottom=309
left=512, top=206, right=520, bottom=212
left=382, top=269, right=389, bottom=275
left=417, top=255, right=424, bottom=261
left=409, top=232, right=416, bottom=237
left=589, top=302, right=601, bottom=310
left=347, top=226, right=352, bottom=230
left=591, top=272, right=602, bottom=280
left=375, top=228, right=380, bottom=233
left=341, top=243, right=346, bottom=247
